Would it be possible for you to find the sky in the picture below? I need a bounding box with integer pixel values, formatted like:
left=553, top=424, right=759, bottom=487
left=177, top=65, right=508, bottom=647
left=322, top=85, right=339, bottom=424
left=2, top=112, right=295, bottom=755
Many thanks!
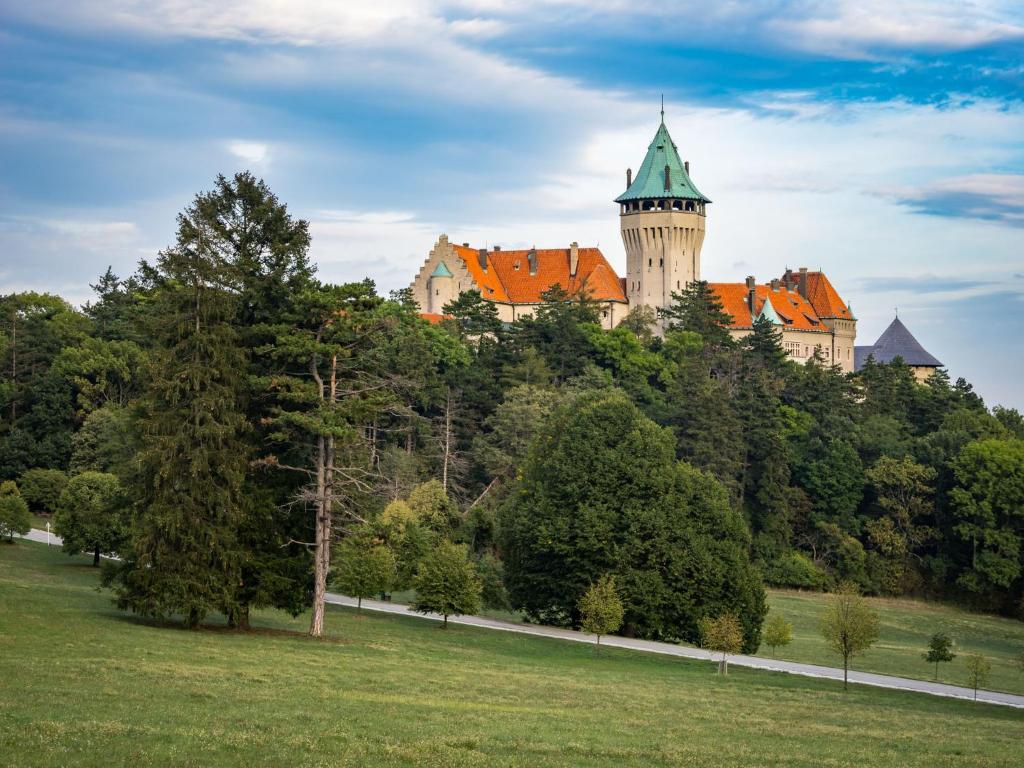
left=1, top=1, right=1022, bottom=409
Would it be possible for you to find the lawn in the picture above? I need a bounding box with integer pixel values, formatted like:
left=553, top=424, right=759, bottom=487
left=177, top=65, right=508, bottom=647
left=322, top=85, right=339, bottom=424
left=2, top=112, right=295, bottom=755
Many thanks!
left=1, top=542, right=1022, bottom=768
left=386, top=583, right=1024, bottom=696
left=764, top=589, right=1024, bottom=695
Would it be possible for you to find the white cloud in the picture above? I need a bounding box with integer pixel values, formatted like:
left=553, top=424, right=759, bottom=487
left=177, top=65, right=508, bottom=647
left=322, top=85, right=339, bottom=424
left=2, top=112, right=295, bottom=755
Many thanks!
left=771, top=1, right=1024, bottom=57
left=227, top=140, right=269, bottom=165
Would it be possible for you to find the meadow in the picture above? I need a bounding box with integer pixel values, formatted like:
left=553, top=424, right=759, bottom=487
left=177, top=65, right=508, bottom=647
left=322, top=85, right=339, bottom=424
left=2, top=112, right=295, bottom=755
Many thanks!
left=1, top=541, right=1022, bottom=768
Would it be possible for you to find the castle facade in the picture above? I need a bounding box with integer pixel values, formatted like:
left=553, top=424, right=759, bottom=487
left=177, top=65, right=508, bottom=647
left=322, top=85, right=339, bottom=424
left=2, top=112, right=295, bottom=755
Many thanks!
left=411, top=117, right=859, bottom=373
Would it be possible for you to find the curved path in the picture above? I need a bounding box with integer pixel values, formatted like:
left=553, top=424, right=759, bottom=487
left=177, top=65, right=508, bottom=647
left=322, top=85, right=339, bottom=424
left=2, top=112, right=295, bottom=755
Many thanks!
left=20, top=529, right=1024, bottom=709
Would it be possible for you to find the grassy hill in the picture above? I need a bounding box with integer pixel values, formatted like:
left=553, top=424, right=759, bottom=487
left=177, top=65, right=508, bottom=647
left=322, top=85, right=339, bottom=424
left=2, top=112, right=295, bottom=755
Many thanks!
left=2, top=542, right=1023, bottom=767
left=765, top=589, right=1024, bottom=694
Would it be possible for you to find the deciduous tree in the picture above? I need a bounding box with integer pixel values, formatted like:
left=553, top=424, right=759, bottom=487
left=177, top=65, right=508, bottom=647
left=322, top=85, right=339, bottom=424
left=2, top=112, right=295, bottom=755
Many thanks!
left=411, top=540, right=482, bottom=628
left=965, top=653, right=991, bottom=700
left=54, top=471, right=127, bottom=566
left=922, top=631, right=956, bottom=681
left=763, top=613, right=793, bottom=658
left=699, top=613, right=744, bottom=674
left=578, top=574, right=624, bottom=652
left=819, top=582, right=880, bottom=690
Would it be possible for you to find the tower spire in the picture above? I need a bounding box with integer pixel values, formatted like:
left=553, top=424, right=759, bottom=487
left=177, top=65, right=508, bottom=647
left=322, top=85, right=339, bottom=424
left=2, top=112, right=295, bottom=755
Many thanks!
left=660, top=94, right=664, bottom=123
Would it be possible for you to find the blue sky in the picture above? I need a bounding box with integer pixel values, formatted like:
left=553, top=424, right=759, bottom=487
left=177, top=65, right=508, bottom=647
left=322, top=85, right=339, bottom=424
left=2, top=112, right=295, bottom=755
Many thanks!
left=1, top=1, right=1023, bottom=408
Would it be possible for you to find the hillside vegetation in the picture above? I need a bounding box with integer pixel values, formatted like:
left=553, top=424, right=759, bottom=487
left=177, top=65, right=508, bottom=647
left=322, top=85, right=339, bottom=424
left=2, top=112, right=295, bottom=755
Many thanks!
left=2, top=542, right=1022, bottom=768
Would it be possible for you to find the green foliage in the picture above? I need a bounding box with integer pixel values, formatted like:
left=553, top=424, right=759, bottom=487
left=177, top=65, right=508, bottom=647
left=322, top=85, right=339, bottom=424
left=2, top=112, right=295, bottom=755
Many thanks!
left=17, top=468, right=68, bottom=515
left=332, top=534, right=396, bottom=609
left=763, top=552, right=828, bottom=590
left=411, top=540, right=483, bottom=627
left=502, top=390, right=766, bottom=651
left=820, top=582, right=881, bottom=689
left=0, top=481, right=31, bottom=541
left=69, top=405, right=135, bottom=475
left=965, top=653, right=991, bottom=699
left=407, top=479, right=459, bottom=535
left=950, top=439, right=1024, bottom=609
left=578, top=574, right=624, bottom=647
left=106, top=187, right=252, bottom=629
left=923, top=631, right=956, bottom=680
left=699, top=613, right=744, bottom=674
left=54, top=471, right=128, bottom=566
left=763, top=613, right=793, bottom=658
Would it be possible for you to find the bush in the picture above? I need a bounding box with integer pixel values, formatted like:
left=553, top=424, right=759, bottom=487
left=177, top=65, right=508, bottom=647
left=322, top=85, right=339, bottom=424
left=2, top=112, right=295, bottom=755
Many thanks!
left=763, top=552, right=829, bottom=590
left=18, top=469, right=68, bottom=515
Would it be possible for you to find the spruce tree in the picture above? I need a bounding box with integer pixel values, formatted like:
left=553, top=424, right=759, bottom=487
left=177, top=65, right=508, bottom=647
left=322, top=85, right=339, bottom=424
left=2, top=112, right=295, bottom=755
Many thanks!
left=108, top=207, right=250, bottom=629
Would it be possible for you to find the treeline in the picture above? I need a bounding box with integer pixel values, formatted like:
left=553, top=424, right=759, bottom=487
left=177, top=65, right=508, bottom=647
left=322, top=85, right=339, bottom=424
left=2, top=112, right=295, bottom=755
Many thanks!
left=2, top=173, right=1022, bottom=646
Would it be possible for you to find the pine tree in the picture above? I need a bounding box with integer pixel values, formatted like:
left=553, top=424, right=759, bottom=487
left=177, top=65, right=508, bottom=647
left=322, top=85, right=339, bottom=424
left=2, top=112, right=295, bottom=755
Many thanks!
left=107, top=208, right=250, bottom=629
left=658, top=280, right=734, bottom=354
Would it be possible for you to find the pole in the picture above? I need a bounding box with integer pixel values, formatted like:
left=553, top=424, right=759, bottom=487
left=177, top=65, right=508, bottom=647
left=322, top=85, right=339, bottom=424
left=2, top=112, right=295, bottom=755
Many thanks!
left=46, top=522, right=51, bottom=546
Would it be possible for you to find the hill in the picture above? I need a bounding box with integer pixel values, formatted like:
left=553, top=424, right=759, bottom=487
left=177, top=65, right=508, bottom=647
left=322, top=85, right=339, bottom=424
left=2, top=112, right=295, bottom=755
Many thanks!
left=1, top=541, right=1021, bottom=768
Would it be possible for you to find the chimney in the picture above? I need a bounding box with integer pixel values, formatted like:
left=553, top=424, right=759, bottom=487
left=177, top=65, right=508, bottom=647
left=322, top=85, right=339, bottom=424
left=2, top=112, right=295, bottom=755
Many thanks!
left=569, top=241, right=579, bottom=277
left=745, top=275, right=756, bottom=314
left=527, top=247, right=538, bottom=275
left=664, top=164, right=671, bottom=191
left=462, top=242, right=469, bottom=247
left=493, top=245, right=501, bottom=251
left=771, top=278, right=780, bottom=291
left=684, top=160, right=690, bottom=175
left=477, top=248, right=488, bottom=272
left=798, top=267, right=808, bottom=299
left=626, top=168, right=632, bottom=187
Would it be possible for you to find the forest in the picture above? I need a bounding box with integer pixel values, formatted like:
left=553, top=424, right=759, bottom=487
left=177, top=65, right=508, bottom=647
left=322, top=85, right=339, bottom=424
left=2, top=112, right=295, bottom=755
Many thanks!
left=1, top=172, right=1022, bottom=649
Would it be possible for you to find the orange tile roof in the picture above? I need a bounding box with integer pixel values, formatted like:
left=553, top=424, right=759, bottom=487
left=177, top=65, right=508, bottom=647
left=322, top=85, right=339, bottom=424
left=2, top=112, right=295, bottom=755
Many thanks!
left=452, top=244, right=510, bottom=303
left=418, top=312, right=447, bottom=325
left=710, top=282, right=830, bottom=333
left=781, top=270, right=853, bottom=320
left=451, top=245, right=627, bottom=304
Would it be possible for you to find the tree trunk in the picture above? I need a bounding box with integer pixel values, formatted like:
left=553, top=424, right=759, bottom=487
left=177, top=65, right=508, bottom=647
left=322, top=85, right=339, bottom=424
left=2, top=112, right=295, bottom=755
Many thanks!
left=443, top=613, right=448, bottom=629
left=843, top=656, right=849, bottom=691
left=93, top=545, right=100, bottom=567
left=309, top=434, right=327, bottom=638
left=357, top=595, right=362, bottom=611
left=441, top=386, right=452, bottom=492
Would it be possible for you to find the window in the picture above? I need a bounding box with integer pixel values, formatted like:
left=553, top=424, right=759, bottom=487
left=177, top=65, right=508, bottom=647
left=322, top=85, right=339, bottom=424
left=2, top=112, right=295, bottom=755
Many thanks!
left=648, top=258, right=652, bottom=268
left=659, top=258, right=663, bottom=267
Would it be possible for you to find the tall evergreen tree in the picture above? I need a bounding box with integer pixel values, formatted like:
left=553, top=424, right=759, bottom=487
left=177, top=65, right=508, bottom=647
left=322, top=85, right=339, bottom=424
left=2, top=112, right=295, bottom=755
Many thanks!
left=108, top=207, right=250, bottom=628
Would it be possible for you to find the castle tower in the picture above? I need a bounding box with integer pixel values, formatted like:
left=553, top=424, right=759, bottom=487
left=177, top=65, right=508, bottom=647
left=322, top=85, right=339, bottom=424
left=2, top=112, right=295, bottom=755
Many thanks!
left=616, top=115, right=710, bottom=314
left=428, top=260, right=456, bottom=314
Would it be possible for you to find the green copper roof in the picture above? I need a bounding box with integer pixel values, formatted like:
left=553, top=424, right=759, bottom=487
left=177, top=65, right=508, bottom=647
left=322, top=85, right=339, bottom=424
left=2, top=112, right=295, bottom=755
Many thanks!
left=846, top=302, right=857, bottom=321
left=616, top=120, right=711, bottom=204
left=758, top=296, right=783, bottom=325
left=430, top=261, right=454, bottom=278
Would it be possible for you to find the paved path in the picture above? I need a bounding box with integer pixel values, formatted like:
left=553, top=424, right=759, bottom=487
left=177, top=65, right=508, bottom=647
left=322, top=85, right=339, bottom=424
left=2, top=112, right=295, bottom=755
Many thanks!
left=19, top=528, right=1024, bottom=709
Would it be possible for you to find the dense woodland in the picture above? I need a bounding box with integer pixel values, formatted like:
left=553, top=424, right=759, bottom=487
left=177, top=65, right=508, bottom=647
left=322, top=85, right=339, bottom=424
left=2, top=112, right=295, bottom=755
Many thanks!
left=2, top=173, right=1023, bottom=649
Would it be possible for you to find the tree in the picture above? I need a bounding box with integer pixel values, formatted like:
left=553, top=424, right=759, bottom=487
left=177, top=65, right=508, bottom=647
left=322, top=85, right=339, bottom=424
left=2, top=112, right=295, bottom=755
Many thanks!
left=54, top=472, right=127, bottom=566
left=105, top=189, right=251, bottom=629
left=819, top=582, right=880, bottom=690
left=965, top=653, right=991, bottom=700
left=922, top=631, right=956, bottom=681
left=411, top=540, right=482, bottom=628
left=578, top=574, right=624, bottom=652
left=17, top=468, right=68, bottom=516
left=502, top=390, right=766, bottom=650
left=950, top=439, right=1024, bottom=611
left=658, top=280, right=734, bottom=355
left=699, top=613, right=744, bottom=674
left=763, top=613, right=793, bottom=658
left=0, top=481, right=31, bottom=542
left=332, top=534, right=396, bottom=610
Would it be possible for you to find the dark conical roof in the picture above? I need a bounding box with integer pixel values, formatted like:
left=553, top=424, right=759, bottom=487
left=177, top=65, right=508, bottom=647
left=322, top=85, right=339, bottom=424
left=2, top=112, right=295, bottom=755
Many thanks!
left=859, top=317, right=942, bottom=368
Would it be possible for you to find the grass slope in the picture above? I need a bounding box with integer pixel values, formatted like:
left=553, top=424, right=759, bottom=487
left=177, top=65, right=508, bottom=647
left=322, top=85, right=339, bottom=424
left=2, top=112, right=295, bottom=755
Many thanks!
left=1, top=542, right=1022, bottom=768
left=766, top=589, right=1024, bottom=695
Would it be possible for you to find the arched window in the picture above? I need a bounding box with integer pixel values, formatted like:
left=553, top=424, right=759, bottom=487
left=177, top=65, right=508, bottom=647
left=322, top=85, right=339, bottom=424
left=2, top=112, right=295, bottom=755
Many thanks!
left=685, top=201, right=695, bottom=212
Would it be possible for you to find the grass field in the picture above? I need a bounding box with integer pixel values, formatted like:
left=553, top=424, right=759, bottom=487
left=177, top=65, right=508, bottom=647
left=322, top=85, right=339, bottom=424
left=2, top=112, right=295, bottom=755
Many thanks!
left=765, top=589, right=1024, bottom=695
left=2, top=541, right=1023, bottom=768
left=390, top=583, right=1024, bottom=697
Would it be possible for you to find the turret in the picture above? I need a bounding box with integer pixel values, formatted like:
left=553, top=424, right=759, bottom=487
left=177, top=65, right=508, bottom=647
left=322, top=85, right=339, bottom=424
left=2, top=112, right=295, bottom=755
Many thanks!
left=428, top=260, right=456, bottom=314
left=616, top=114, right=710, bottom=317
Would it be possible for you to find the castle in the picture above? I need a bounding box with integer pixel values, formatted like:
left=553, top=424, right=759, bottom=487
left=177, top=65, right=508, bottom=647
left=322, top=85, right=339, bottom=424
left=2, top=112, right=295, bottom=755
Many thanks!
left=411, top=116, right=863, bottom=371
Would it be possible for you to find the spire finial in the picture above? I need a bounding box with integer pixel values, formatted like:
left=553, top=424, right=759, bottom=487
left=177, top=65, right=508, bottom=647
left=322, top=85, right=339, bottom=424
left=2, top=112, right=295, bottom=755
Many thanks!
left=660, top=93, right=664, bottom=123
